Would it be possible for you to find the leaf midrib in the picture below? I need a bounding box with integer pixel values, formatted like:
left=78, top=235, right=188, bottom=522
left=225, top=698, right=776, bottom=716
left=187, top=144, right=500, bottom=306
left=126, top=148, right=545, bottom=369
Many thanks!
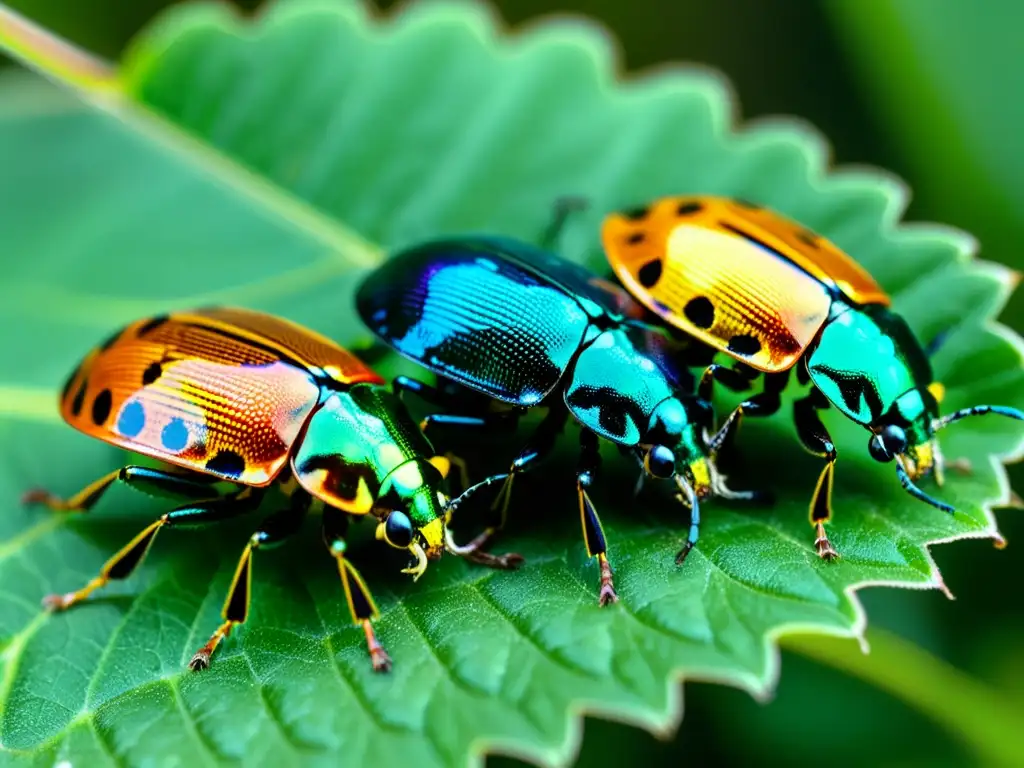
left=0, top=2, right=384, bottom=271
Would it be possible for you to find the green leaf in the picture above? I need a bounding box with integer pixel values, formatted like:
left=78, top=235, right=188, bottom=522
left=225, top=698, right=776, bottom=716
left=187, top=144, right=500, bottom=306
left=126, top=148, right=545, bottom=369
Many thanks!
left=1, top=1, right=1022, bottom=765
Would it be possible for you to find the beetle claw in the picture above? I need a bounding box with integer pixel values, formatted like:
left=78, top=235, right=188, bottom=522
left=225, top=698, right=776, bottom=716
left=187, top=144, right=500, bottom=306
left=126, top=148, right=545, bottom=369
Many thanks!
left=815, top=524, right=839, bottom=561
left=597, top=553, right=618, bottom=605
left=188, top=651, right=211, bottom=671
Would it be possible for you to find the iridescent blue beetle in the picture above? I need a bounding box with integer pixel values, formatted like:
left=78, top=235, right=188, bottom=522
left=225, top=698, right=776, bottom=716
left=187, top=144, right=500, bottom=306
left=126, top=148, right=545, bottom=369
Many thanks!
left=356, top=235, right=765, bottom=604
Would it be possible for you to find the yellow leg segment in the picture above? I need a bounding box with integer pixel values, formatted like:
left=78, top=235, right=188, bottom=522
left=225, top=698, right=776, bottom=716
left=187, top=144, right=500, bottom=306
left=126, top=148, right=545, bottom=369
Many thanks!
left=189, top=620, right=236, bottom=671
left=189, top=490, right=308, bottom=671
left=44, top=515, right=168, bottom=610
left=24, top=469, right=122, bottom=512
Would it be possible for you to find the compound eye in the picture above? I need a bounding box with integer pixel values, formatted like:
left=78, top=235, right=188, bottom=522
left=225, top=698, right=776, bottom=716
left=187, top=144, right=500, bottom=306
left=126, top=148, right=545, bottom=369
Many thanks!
left=881, top=424, right=908, bottom=455
left=383, top=510, right=413, bottom=548
left=645, top=445, right=676, bottom=478
left=868, top=433, right=893, bottom=462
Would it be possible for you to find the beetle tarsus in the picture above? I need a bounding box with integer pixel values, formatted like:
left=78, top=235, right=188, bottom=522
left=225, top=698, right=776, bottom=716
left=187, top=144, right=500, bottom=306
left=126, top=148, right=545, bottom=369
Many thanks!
left=363, top=620, right=392, bottom=672
left=597, top=553, right=618, bottom=606
left=21, top=489, right=64, bottom=508
left=674, top=541, right=695, bottom=566
left=815, top=523, right=839, bottom=561
left=42, top=591, right=79, bottom=611
left=188, top=650, right=211, bottom=671
left=445, top=526, right=524, bottom=569
left=467, top=549, right=525, bottom=570
left=946, top=457, right=973, bottom=476
left=189, top=620, right=235, bottom=671
left=42, top=575, right=106, bottom=611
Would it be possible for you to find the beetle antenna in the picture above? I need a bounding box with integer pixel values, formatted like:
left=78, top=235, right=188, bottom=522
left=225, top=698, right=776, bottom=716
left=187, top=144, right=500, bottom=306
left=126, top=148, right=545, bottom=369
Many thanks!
left=924, top=328, right=952, bottom=358
left=932, top=405, right=1024, bottom=432
left=895, top=459, right=954, bottom=514
left=446, top=473, right=509, bottom=515
left=673, top=474, right=701, bottom=565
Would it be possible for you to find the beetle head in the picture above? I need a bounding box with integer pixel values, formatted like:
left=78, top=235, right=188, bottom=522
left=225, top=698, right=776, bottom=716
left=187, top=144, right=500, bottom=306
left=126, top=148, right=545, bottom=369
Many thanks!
left=866, top=383, right=1024, bottom=513
left=375, top=458, right=450, bottom=579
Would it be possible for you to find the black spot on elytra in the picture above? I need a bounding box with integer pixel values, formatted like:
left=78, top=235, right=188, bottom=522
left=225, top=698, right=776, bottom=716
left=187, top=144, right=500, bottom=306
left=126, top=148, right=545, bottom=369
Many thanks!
left=626, top=232, right=646, bottom=245
left=70, top=380, right=87, bottom=417
left=638, top=260, right=663, bottom=288
left=137, top=315, right=169, bottom=337
left=727, top=334, right=762, bottom=357
left=676, top=201, right=703, bottom=216
left=683, top=296, right=715, bottom=329
left=796, top=229, right=820, bottom=248
left=733, top=198, right=761, bottom=209
left=142, top=362, right=162, bottom=386
left=621, top=206, right=649, bottom=221
left=206, top=450, right=246, bottom=479
left=91, top=389, right=112, bottom=426
left=61, top=364, right=83, bottom=402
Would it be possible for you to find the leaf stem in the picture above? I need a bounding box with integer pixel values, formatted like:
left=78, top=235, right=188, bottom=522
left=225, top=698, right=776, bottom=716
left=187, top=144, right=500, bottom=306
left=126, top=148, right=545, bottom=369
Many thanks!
left=0, top=3, right=384, bottom=270
left=0, top=3, right=115, bottom=90
left=0, top=386, right=60, bottom=424
left=782, top=629, right=1024, bottom=766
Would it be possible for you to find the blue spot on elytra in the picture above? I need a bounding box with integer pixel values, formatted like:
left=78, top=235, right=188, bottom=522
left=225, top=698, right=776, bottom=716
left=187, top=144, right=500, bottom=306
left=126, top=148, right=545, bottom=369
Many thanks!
left=161, top=418, right=189, bottom=453
left=116, top=401, right=146, bottom=438
left=372, top=309, right=387, bottom=323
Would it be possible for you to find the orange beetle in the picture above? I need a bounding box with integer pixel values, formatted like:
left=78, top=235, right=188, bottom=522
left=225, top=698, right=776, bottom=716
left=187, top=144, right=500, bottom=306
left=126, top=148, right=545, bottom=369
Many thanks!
left=26, top=307, right=521, bottom=672
left=601, top=196, right=1023, bottom=558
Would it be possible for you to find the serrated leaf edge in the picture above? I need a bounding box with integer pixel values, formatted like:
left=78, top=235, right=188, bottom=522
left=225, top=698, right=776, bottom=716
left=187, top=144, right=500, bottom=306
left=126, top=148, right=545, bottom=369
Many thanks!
left=1, top=1, right=1023, bottom=766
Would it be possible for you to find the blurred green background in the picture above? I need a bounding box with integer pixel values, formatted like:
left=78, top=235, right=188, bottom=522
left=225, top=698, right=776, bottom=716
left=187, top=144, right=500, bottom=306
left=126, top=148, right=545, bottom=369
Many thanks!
left=3, top=0, right=1022, bottom=765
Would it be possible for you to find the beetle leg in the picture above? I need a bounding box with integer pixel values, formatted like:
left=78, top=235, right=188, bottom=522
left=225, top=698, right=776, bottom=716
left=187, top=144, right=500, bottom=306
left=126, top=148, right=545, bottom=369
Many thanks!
left=43, top=486, right=264, bottom=614
left=419, top=412, right=519, bottom=436
left=576, top=429, right=616, bottom=605
left=490, top=406, right=568, bottom=525
left=539, top=195, right=589, bottom=250
left=704, top=369, right=790, bottom=457
left=391, top=375, right=447, bottom=406
left=392, top=376, right=495, bottom=413
left=924, top=328, right=952, bottom=358
left=321, top=505, right=390, bottom=672
left=392, top=377, right=523, bottom=447
left=697, top=364, right=759, bottom=401
left=629, top=449, right=648, bottom=498
left=740, top=369, right=791, bottom=417
left=22, top=465, right=222, bottom=513
left=189, top=487, right=308, bottom=671
left=794, top=389, right=840, bottom=560
left=445, top=407, right=567, bottom=558
left=433, top=456, right=525, bottom=570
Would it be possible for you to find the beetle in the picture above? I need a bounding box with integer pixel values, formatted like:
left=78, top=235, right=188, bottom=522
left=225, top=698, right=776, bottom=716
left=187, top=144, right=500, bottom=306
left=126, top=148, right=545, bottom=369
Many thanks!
left=23, top=306, right=522, bottom=672
left=601, top=195, right=1024, bottom=558
left=355, top=235, right=765, bottom=605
